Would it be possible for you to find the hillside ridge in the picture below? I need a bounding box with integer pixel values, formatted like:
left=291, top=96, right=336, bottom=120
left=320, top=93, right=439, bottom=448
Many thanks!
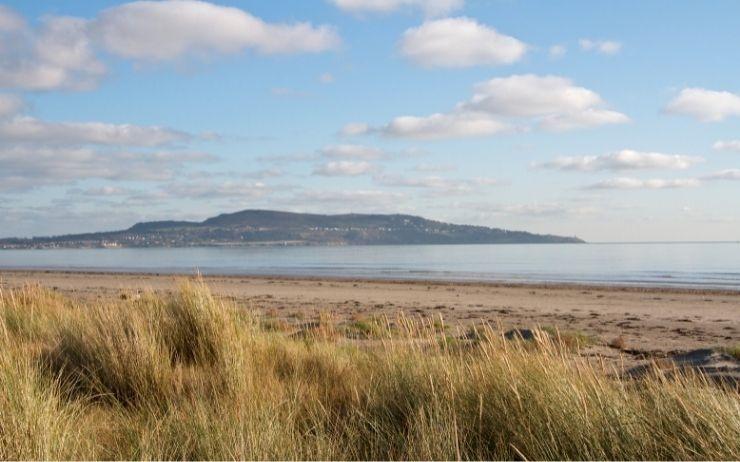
left=0, top=209, right=584, bottom=249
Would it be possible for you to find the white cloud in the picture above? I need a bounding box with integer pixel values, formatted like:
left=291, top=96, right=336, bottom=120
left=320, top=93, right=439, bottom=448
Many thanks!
left=538, top=108, right=630, bottom=131
left=0, top=146, right=213, bottom=191
left=548, top=44, right=566, bottom=59
left=268, top=188, right=410, bottom=215
left=702, top=169, right=740, bottom=181
left=0, top=2, right=339, bottom=90
left=376, top=174, right=472, bottom=193
left=164, top=181, right=269, bottom=199
left=0, top=94, right=23, bottom=117
left=257, top=152, right=317, bottom=164
left=183, top=168, right=283, bottom=181
left=413, top=162, right=456, bottom=173
left=536, top=150, right=704, bottom=172
left=665, top=88, right=740, bottom=122
left=349, top=74, right=627, bottom=139
left=477, top=202, right=599, bottom=218
left=375, top=173, right=499, bottom=194
left=340, top=122, right=370, bottom=136
left=320, top=144, right=386, bottom=160
left=465, top=75, right=629, bottom=131
left=0, top=12, right=105, bottom=90
left=713, top=140, right=740, bottom=152
left=400, top=17, right=527, bottom=68
left=92, top=0, right=340, bottom=61
left=68, top=186, right=137, bottom=197
left=0, top=116, right=189, bottom=146
left=330, top=0, right=463, bottom=17
left=0, top=100, right=208, bottom=192
left=585, top=177, right=700, bottom=190
left=302, top=189, right=405, bottom=203
left=467, top=75, right=603, bottom=117
left=579, top=39, right=622, bottom=55
left=313, top=160, right=376, bottom=176
left=376, top=111, right=512, bottom=139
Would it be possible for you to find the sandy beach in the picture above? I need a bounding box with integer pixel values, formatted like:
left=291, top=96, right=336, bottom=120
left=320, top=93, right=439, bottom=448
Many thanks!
left=2, top=270, right=738, bottom=361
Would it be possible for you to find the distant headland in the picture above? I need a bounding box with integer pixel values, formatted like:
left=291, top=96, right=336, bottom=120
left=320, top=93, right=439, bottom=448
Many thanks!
left=0, top=210, right=584, bottom=249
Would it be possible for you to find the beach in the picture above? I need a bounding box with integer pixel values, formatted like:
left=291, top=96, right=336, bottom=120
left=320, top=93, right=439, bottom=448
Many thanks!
left=3, top=270, right=738, bottom=460
left=2, top=270, right=738, bottom=361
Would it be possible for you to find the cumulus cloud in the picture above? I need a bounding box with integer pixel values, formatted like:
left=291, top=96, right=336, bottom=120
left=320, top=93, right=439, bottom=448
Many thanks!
left=463, top=74, right=629, bottom=131
left=0, top=11, right=105, bottom=90
left=92, top=0, right=340, bottom=61
left=0, top=2, right=339, bottom=90
left=536, top=150, right=704, bottom=172
left=584, top=177, right=700, bottom=190
left=538, top=108, right=630, bottom=131
left=313, top=160, right=376, bottom=176
left=0, top=116, right=189, bottom=146
left=466, top=75, right=611, bottom=118
left=0, top=146, right=213, bottom=192
left=712, top=140, right=740, bottom=152
left=349, top=74, right=627, bottom=139
left=579, top=39, right=622, bottom=55
left=374, top=111, right=512, bottom=139
left=340, top=123, right=371, bottom=136
left=665, top=88, right=740, bottom=122
left=0, top=98, right=209, bottom=192
left=400, top=17, right=527, bottom=68
left=330, top=0, right=463, bottom=17
left=320, top=144, right=386, bottom=160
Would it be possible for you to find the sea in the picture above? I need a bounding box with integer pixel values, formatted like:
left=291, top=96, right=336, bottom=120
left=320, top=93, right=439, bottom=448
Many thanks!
left=1, top=242, right=740, bottom=290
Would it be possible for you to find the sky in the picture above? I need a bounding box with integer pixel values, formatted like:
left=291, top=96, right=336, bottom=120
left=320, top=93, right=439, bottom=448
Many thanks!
left=1, top=0, right=739, bottom=242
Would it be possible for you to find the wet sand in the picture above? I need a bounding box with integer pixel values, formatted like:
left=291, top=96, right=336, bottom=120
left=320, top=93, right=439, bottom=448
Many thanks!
left=1, top=270, right=738, bottom=360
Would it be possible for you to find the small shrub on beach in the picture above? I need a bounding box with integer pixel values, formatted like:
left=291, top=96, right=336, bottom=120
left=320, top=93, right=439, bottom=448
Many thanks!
left=609, top=335, right=628, bottom=350
left=722, top=344, right=740, bottom=361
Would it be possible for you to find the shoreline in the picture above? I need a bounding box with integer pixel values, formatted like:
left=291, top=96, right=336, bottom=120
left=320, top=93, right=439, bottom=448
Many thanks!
left=2, top=269, right=738, bottom=362
left=2, top=268, right=740, bottom=295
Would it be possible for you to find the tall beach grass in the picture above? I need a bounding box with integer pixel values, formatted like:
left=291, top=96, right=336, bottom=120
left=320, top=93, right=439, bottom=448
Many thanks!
left=0, top=280, right=738, bottom=460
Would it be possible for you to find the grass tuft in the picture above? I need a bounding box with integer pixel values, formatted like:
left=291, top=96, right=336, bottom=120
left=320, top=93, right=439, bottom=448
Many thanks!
left=0, top=280, right=738, bottom=460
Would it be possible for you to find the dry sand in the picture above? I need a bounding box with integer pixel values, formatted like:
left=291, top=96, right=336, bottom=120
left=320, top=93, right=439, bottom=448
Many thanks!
left=2, top=270, right=738, bottom=362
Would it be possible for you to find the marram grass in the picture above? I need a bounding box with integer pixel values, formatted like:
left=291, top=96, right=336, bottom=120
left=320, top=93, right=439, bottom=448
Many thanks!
left=0, top=281, right=738, bottom=460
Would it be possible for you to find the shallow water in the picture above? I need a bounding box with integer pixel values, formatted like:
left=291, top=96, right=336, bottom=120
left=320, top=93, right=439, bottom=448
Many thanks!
left=1, top=242, right=740, bottom=290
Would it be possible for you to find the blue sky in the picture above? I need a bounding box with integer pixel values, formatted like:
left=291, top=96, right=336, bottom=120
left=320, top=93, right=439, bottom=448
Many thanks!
left=1, top=0, right=739, bottom=241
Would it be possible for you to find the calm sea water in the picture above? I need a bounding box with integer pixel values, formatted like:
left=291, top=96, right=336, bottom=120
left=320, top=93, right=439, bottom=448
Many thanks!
left=1, top=243, right=740, bottom=290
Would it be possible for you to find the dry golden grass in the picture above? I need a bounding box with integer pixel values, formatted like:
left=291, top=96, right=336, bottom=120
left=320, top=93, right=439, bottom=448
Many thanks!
left=0, top=280, right=738, bottom=460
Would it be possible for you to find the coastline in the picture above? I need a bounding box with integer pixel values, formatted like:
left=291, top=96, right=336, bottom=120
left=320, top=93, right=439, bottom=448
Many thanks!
left=2, top=269, right=738, bottom=363
left=2, top=267, right=740, bottom=295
